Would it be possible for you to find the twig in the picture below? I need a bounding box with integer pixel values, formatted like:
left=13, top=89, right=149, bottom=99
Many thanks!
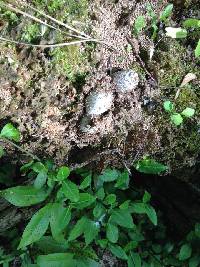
left=126, top=36, right=157, bottom=83
left=0, top=138, right=40, bottom=161
left=0, top=36, right=101, bottom=48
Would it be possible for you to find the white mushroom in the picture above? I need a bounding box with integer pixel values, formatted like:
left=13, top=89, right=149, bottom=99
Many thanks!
left=86, top=90, right=114, bottom=116
left=113, top=70, right=139, bottom=93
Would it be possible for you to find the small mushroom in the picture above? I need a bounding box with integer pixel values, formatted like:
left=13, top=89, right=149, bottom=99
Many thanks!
left=86, top=90, right=114, bottom=116
left=113, top=70, right=139, bottom=93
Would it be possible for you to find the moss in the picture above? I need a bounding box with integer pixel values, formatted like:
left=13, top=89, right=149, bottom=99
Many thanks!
left=21, top=23, right=40, bottom=42
left=32, top=0, right=88, bottom=21
left=175, top=87, right=199, bottom=114
left=152, top=40, right=198, bottom=89
left=50, top=45, right=89, bottom=81
left=132, top=62, right=146, bottom=82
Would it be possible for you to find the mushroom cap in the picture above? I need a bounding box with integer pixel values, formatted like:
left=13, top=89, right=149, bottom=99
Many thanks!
left=113, top=70, right=139, bottom=93
left=86, top=91, right=114, bottom=116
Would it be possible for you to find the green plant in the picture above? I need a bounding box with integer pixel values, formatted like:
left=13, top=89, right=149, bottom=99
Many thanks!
left=146, top=3, right=174, bottom=39
left=0, top=123, right=159, bottom=266
left=135, top=157, right=168, bottom=174
left=163, top=100, right=195, bottom=126
left=21, top=24, right=40, bottom=42
left=134, top=16, right=147, bottom=35
left=165, top=18, right=200, bottom=57
left=1, top=123, right=200, bottom=267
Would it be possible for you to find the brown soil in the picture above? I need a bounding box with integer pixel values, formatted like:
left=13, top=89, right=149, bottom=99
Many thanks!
left=0, top=0, right=199, bottom=172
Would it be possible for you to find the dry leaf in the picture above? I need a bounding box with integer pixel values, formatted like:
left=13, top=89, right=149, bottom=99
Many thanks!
left=180, top=73, right=197, bottom=87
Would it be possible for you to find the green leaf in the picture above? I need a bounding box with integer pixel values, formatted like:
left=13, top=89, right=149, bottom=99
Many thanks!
left=128, top=252, right=141, bottom=267
left=50, top=203, right=71, bottom=242
left=135, top=158, right=168, bottom=174
left=183, top=19, right=200, bottom=28
left=165, top=27, right=187, bottom=39
left=147, top=3, right=157, bottom=23
left=62, top=180, right=79, bottom=202
left=37, top=253, right=74, bottom=267
left=179, top=243, right=192, bottom=261
left=99, top=168, right=120, bottom=182
left=170, top=113, right=183, bottom=126
left=96, top=239, right=108, bottom=249
left=0, top=185, right=49, bottom=207
left=189, top=255, right=200, bottom=267
left=84, top=219, right=100, bottom=245
left=160, top=4, right=173, bottom=21
left=56, top=166, right=70, bottom=181
left=134, top=16, right=146, bottom=34
left=181, top=107, right=195, bottom=118
left=115, top=170, right=130, bottom=190
left=79, top=174, right=92, bottom=190
left=35, top=236, right=68, bottom=253
left=109, top=244, right=128, bottom=260
left=20, top=161, right=34, bottom=173
left=68, top=217, right=87, bottom=242
left=163, top=101, right=174, bottom=112
left=145, top=204, right=157, bottom=226
left=0, top=123, right=20, bottom=142
left=119, top=200, right=130, bottom=210
left=75, top=258, right=100, bottom=267
left=104, top=194, right=117, bottom=205
left=142, top=191, right=151, bottom=203
left=195, top=39, right=200, bottom=58
left=131, top=203, right=146, bottom=214
left=110, top=209, right=134, bottom=229
left=93, top=203, right=106, bottom=219
left=124, top=241, right=138, bottom=253
left=34, top=172, right=48, bottom=189
left=96, top=188, right=105, bottom=200
left=130, top=203, right=157, bottom=225
left=72, top=193, right=96, bottom=209
left=0, top=146, right=4, bottom=158
left=32, top=162, right=47, bottom=173
left=18, top=203, right=52, bottom=249
left=106, top=223, right=119, bottom=243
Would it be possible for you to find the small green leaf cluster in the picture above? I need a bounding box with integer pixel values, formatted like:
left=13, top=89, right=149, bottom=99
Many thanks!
left=133, top=4, right=173, bottom=37
left=165, top=18, right=200, bottom=57
left=0, top=123, right=21, bottom=160
left=135, top=158, right=168, bottom=175
left=0, top=4, right=19, bottom=25
left=163, top=100, right=195, bottom=126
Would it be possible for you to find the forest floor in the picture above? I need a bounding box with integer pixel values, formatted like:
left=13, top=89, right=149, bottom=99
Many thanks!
left=0, top=1, right=200, bottom=266
left=0, top=0, right=199, bottom=174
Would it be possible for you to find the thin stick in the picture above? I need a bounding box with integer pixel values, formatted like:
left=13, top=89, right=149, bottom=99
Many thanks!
left=126, top=36, right=157, bottom=83
left=0, top=138, right=40, bottom=161
left=0, top=36, right=101, bottom=48
left=24, top=3, right=91, bottom=39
